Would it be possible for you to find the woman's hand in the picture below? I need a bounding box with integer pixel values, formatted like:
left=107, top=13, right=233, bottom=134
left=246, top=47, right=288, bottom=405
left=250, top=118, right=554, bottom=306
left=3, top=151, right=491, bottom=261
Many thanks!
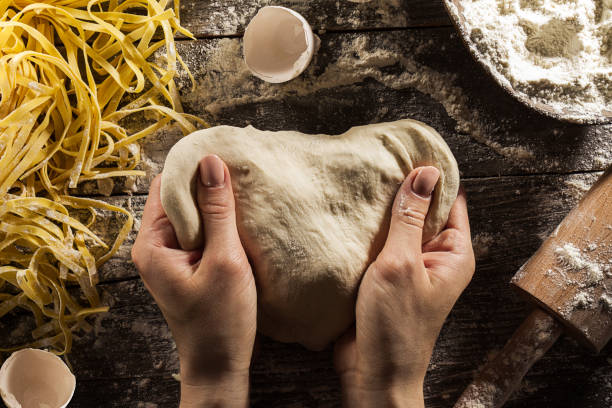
left=334, top=166, right=475, bottom=408
left=132, top=155, right=256, bottom=408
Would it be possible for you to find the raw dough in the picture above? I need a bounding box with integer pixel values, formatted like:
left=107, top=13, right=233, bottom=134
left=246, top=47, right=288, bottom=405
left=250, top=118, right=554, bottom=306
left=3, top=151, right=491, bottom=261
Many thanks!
left=160, top=119, right=459, bottom=350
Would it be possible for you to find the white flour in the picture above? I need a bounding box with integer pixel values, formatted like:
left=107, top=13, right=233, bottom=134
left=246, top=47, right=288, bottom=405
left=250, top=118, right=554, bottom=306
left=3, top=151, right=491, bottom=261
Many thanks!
left=172, top=36, right=535, bottom=163
left=554, top=242, right=604, bottom=285
left=447, top=0, right=611, bottom=122
left=552, top=240, right=611, bottom=318
left=600, top=292, right=612, bottom=310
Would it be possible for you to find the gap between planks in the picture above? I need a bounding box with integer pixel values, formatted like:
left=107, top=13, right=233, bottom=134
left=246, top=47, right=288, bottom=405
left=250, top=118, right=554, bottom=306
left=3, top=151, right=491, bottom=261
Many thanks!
left=74, top=169, right=606, bottom=199
left=173, top=23, right=456, bottom=42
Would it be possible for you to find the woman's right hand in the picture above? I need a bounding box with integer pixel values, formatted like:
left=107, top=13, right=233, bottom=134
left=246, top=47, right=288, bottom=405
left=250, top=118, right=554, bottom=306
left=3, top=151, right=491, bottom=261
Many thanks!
left=334, top=167, right=475, bottom=407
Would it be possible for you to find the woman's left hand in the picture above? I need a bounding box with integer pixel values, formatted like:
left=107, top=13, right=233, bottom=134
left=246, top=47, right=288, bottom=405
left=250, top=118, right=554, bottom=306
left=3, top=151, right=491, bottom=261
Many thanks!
left=132, top=155, right=256, bottom=408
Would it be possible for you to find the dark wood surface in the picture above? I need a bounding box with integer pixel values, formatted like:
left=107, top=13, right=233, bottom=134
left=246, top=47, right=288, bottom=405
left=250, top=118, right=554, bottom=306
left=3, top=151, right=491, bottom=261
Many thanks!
left=2, top=0, right=611, bottom=407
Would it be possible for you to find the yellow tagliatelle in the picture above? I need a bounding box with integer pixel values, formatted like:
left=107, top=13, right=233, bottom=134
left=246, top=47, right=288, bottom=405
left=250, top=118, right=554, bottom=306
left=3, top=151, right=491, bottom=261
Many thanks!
left=0, top=0, right=205, bottom=355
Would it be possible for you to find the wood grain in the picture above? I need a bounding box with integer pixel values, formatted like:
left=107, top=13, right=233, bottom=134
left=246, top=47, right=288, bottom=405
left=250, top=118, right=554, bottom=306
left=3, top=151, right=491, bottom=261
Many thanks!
left=513, top=167, right=612, bottom=351
left=65, top=23, right=612, bottom=408
left=454, top=308, right=564, bottom=408
left=2, top=0, right=612, bottom=406
left=95, top=172, right=606, bottom=282
left=177, top=0, right=451, bottom=38
left=2, top=173, right=610, bottom=407
left=5, top=173, right=608, bottom=407
left=81, top=29, right=610, bottom=197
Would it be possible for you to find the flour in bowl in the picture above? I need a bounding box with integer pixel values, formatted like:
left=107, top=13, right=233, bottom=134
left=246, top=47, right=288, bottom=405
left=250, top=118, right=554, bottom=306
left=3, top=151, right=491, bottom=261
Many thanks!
left=447, top=0, right=611, bottom=122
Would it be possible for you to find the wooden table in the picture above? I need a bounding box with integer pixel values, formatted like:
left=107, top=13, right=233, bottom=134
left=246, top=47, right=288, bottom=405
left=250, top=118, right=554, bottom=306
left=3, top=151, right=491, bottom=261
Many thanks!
left=4, top=0, right=612, bottom=407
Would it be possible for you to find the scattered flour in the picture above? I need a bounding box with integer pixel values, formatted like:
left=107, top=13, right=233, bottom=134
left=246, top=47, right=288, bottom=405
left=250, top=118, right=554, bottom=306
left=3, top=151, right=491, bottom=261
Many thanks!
left=558, top=287, right=600, bottom=317
left=447, top=0, right=612, bottom=122
left=132, top=318, right=174, bottom=342
left=179, top=0, right=408, bottom=34
left=600, top=292, right=612, bottom=310
left=335, top=0, right=407, bottom=28
left=472, top=232, right=497, bottom=258
left=564, top=175, right=595, bottom=197
left=573, top=291, right=595, bottom=308
left=586, top=242, right=599, bottom=251
left=172, top=36, right=535, bottom=164
left=136, top=403, right=158, bottom=408
left=552, top=241, right=611, bottom=318
left=138, top=378, right=150, bottom=388
left=554, top=242, right=604, bottom=285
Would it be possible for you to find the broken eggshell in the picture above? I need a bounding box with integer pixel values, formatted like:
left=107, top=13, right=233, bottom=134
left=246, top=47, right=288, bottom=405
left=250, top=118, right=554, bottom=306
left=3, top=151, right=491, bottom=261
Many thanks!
left=0, top=348, right=76, bottom=408
left=243, top=6, right=319, bottom=83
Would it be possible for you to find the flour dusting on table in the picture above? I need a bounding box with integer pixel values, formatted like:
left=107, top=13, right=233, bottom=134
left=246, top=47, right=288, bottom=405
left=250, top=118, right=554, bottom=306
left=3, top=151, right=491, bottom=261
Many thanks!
left=173, top=36, right=535, bottom=164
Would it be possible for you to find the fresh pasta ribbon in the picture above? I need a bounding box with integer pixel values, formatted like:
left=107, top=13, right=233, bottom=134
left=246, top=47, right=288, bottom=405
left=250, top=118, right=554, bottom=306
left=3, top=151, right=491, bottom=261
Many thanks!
left=0, top=0, right=206, bottom=355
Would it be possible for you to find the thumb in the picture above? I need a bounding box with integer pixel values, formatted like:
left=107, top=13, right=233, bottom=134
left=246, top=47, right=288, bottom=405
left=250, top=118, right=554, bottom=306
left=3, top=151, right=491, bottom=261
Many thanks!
left=382, top=166, right=440, bottom=257
left=196, top=154, right=241, bottom=250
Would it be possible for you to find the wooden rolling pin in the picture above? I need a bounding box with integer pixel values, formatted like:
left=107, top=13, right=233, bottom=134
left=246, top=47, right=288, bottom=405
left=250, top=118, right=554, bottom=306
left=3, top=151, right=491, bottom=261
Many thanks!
left=455, top=166, right=612, bottom=408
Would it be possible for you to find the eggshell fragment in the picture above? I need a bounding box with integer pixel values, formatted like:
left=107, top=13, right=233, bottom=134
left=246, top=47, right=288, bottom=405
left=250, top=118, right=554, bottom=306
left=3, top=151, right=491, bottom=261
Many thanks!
left=0, top=348, right=76, bottom=408
left=243, top=6, right=318, bottom=83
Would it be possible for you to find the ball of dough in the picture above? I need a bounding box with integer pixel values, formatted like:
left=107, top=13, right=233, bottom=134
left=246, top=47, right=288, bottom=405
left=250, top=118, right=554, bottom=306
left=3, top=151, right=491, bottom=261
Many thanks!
left=160, top=119, right=459, bottom=350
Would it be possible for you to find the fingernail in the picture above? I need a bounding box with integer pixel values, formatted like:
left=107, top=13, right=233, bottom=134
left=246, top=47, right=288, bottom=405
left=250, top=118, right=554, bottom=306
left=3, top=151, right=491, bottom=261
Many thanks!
left=411, top=166, right=440, bottom=198
left=200, top=155, right=225, bottom=187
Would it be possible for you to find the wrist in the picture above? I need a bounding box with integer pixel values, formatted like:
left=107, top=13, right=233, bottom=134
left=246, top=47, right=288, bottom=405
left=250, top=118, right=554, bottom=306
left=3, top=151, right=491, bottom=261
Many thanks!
left=358, top=380, right=425, bottom=408
left=340, top=369, right=425, bottom=408
left=179, top=361, right=249, bottom=408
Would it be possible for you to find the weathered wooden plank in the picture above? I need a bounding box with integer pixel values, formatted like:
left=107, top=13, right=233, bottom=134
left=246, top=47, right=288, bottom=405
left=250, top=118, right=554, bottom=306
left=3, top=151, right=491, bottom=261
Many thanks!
left=4, top=7, right=612, bottom=405
left=55, top=193, right=612, bottom=408
left=71, top=377, right=179, bottom=408
left=177, top=0, right=451, bottom=38
left=90, top=29, right=610, bottom=197
left=44, top=271, right=611, bottom=408
left=2, top=171, right=610, bottom=406
left=95, top=170, right=604, bottom=282
left=170, top=30, right=610, bottom=177
left=66, top=279, right=344, bottom=407
left=52, top=171, right=609, bottom=406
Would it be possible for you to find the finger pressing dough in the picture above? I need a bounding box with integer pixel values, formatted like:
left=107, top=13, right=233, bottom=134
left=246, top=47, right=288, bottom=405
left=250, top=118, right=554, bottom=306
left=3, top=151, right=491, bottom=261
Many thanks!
left=160, top=119, right=459, bottom=350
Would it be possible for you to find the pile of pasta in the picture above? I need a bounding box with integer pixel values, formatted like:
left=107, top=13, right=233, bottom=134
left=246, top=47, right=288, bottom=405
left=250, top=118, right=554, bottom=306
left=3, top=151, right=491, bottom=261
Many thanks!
left=0, top=0, right=204, bottom=356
